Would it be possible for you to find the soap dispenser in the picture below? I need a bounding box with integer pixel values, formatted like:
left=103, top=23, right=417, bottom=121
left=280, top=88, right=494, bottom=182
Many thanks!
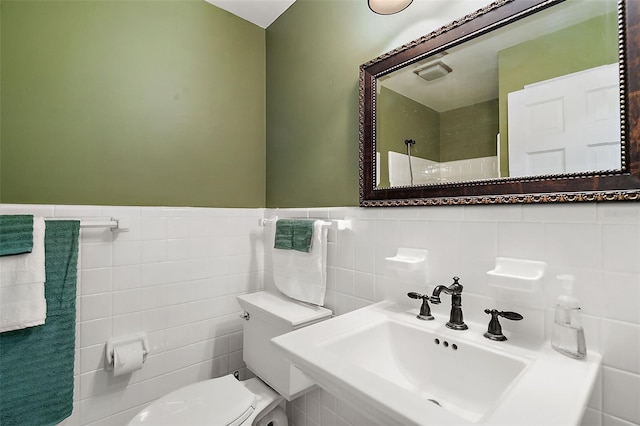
left=551, top=274, right=586, bottom=359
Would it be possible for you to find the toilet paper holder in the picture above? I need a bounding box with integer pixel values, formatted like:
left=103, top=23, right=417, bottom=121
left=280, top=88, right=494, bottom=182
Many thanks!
left=105, top=333, right=150, bottom=371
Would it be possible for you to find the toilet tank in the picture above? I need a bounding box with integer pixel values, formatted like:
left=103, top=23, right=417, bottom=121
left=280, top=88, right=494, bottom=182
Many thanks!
left=237, top=291, right=332, bottom=401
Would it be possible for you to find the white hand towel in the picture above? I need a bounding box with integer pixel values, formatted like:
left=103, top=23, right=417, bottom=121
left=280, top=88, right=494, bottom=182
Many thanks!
left=0, top=217, right=46, bottom=332
left=272, top=220, right=327, bottom=306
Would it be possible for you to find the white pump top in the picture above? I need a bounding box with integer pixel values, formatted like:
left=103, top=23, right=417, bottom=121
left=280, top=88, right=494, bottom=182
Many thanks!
left=556, top=274, right=580, bottom=309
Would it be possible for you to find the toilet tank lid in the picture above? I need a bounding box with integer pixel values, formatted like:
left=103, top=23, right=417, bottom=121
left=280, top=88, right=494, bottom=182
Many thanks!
left=129, top=375, right=256, bottom=426
left=237, top=291, right=332, bottom=328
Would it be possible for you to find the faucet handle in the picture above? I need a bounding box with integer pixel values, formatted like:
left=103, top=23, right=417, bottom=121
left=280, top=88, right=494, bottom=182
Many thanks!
left=497, top=311, right=524, bottom=321
left=483, top=309, right=523, bottom=341
left=407, top=292, right=434, bottom=321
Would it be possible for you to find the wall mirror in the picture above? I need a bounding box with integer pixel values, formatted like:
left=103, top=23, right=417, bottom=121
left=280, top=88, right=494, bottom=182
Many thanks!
left=359, top=0, right=640, bottom=206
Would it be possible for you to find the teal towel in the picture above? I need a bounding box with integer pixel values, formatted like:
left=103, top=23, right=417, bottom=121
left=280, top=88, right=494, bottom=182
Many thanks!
left=0, top=215, right=34, bottom=256
left=293, top=220, right=314, bottom=253
left=0, top=220, right=80, bottom=426
left=274, top=219, right=314, bottom=253
left=274, top=220, right=294, bottom=250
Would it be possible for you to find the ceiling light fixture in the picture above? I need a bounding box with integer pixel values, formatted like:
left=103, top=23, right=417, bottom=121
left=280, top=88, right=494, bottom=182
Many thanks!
left=368, top=0, right=413, bottom=15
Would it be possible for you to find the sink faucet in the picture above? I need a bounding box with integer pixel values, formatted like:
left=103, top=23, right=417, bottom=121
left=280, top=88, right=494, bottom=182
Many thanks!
left=430, top=276, right=468, bottom=330
left=483, top=309, right=523, bottom=341
left=407, top=292, right=434, bottom=321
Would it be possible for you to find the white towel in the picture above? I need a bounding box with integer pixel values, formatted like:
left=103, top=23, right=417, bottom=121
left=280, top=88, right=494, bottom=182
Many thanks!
left=272, top=220, right=327, bottom=306
left=0, top=217, right=46, bottom=332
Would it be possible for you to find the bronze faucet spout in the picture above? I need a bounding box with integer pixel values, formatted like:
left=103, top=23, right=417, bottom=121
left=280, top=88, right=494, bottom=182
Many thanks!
left=430, top=276, right=468, bottom=330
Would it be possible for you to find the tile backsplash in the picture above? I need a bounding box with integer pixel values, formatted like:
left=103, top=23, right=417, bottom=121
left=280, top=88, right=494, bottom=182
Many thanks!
left=0, top=204, right=264, bottom=425
left=268, top=204, right=640, bottom=426
left=0, top=203, right=638, bottom=426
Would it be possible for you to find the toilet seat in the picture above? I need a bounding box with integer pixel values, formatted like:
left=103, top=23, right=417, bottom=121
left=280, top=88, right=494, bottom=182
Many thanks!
left=129, top=375, right=257, bottom=426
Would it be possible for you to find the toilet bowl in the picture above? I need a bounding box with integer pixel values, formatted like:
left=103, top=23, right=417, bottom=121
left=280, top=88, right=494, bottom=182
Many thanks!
left=128, top=291, right=332, bottom=425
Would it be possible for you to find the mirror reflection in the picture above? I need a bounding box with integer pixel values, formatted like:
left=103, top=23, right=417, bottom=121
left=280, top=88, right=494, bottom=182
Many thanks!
left=375, top=0, right=619, bottom=188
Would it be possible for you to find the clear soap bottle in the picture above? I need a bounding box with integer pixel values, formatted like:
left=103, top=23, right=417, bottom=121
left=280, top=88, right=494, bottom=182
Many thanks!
left=551, top=274, right=586, bottom=359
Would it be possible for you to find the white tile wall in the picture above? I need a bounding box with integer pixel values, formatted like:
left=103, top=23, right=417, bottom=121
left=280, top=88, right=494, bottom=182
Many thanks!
left=0, top=204, right=264, bottom=426
left=267, top=204, right=640, bottom=426
left=1, top=203, right=638, bottom=426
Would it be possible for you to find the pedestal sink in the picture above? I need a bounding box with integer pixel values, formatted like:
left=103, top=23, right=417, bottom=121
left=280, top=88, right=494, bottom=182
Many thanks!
left=271, top=301, right=601, bottom=425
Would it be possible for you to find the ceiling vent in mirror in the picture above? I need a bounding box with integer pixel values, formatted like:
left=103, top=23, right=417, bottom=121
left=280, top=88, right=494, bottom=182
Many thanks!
left=414, top=61, right=452, bottom=81
left=368, top=0, right=413, bottom=15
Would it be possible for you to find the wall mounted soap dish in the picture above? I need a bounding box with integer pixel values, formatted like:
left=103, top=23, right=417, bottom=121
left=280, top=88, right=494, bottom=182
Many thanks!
left=487, top=257, right=547, bottom=309
left=487, top=257, right=547, bottom=292
left=385, top=248, right=428, bottom=272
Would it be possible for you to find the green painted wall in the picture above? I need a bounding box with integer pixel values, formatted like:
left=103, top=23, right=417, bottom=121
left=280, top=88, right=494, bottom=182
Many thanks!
left=497, top=12, right=618, bottom=176
left=440, top=99, right=498, bottom=162
left=4, top=0, right=611, bottom=208
left=377, top=86, right=439, bottom=188
left=1, top=0, right=265, bottom=207
left=265, top=0, right=483, bottom=207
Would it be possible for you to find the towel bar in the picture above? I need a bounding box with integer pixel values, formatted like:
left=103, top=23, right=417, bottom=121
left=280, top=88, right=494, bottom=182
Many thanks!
left=258, top=216, right=350, bottom=230
left=45, top=217, right=130, bottom=231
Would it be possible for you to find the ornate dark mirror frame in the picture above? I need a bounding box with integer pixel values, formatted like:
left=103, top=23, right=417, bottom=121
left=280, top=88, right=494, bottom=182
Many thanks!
left=359, top=0, right=640, bottom=206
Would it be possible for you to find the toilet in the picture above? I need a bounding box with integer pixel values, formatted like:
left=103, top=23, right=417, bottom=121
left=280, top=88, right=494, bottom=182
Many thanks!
left=129, top=290, right=332, bottom=425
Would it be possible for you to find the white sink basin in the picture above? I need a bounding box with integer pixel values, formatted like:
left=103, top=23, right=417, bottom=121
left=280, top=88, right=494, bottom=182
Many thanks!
left=271, top=301, right=601, bottom=425
left=321, top=318, right=527, bottom=422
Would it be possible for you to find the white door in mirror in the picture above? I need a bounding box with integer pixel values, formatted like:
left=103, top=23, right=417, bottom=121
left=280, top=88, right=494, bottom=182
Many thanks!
left=508, top=63, right=620, bottom=177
